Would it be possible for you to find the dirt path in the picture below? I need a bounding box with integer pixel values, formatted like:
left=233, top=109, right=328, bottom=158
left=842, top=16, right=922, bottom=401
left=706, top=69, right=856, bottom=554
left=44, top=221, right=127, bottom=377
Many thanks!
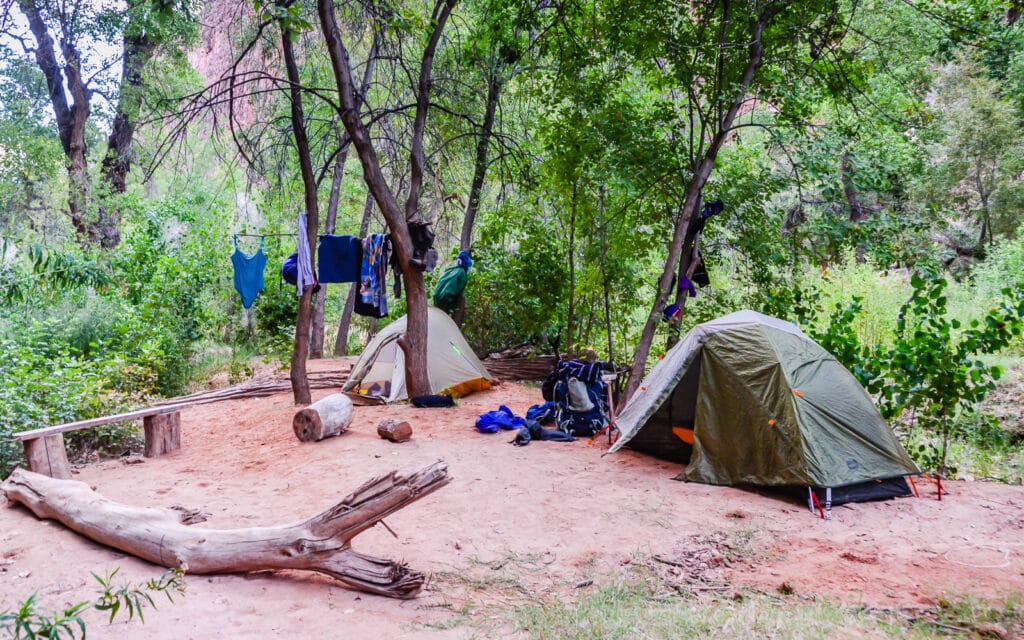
left=3, top=359, right=1023, bottom=638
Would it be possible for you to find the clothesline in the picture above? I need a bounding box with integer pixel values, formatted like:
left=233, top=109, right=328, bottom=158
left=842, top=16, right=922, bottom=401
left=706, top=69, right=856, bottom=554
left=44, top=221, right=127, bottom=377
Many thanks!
left=234, top=232, right=382, bottom=238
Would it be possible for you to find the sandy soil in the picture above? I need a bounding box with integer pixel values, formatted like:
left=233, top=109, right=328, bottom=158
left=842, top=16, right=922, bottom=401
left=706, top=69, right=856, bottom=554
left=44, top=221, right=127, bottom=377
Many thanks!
left=2, top=358, right=1023, bottom=639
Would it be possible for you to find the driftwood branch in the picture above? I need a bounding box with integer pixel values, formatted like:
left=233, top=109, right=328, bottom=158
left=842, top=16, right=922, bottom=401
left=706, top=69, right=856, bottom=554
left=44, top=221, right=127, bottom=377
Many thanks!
left=1, top=461, right=450, bottom=598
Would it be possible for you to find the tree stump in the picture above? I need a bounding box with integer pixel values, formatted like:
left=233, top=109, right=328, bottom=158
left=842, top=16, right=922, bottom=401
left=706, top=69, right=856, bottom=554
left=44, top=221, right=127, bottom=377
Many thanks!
left=143, top=411, right=181, bottom=457
left=293, top=393, right=354, bottom=442
left=1, top=461, right=450, bottom=598
left=23, top=435, right=72, bottom=479
left=377, top=419, right=412, bottom=443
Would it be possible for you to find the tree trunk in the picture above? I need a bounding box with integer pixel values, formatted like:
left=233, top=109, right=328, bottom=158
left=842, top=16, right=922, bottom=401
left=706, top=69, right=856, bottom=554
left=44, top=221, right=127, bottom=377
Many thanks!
left=841, top=151, right=868, bottom=263
left=293, top=393, right=354, bottom=442
left=1, top=463, right=450, bottom=599
left=459, top=69, right=501, bottom=251
left=623, top=13, right=770, bottom=404
left=664, top=196, right=703, bottom=351
left=452, top=68, right=502, bottom=329
left=311, top=146, right=349, bottom=359
left=565, top=182, right=578, bottom=356
left=315, top=39, right=377, bottom=357
left=318, top=0, right=455, bottom=398
left=96, top=29, right=158, bottom=249
left=19, top=0, right=93, bottom=246
left=280, top=18, right=321, bottom=405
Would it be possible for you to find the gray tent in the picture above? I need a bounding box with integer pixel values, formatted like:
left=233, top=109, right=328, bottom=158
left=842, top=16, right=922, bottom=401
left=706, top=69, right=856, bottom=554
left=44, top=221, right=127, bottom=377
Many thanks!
left=608, top=311, right=918, bottom=503
left=343, top=307, right=492, bottom=403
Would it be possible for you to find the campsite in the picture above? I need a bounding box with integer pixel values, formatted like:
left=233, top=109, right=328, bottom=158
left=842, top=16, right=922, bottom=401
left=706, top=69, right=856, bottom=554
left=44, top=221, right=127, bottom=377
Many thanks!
left=3, top=0, right=1024, bottom=637
left=3, top=358, right=1024, bottom=639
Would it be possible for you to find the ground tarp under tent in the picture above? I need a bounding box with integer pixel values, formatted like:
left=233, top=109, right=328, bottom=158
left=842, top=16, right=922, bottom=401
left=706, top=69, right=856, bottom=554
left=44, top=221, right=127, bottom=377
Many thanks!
left=607, top=310, right=919, bottom=504
left=342, top=307, right=493, bottom=403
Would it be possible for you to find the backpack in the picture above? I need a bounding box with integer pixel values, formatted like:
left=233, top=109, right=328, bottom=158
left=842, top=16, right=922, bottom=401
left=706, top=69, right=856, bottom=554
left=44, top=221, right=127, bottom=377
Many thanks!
left=552, top=377, right=607, bottom=437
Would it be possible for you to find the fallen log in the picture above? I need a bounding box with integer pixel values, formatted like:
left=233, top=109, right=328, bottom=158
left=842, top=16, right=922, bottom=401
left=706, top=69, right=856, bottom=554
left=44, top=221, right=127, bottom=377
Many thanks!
left=293, top=393, right=354, bottom=442
left=1, top=461, right=450, bottom=598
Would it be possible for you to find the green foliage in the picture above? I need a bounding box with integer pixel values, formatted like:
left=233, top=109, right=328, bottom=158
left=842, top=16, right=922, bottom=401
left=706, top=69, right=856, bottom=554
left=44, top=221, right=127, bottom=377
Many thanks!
left=0, top=244, right=113, bottom=304
left=248, top=283, right=299, bottom=362
left=807, top=270, right=1024, bottom=476
left=254, top=0, right=313, bottom=36
left=0, top=320, right=120, bottom=478
left=0, top=191, right=244, bottom=477
left=916, top=55, right=1024, bottom=244
left=0, top=567, right=185, bottom=640
left=462, top=216, right=569, bottom=352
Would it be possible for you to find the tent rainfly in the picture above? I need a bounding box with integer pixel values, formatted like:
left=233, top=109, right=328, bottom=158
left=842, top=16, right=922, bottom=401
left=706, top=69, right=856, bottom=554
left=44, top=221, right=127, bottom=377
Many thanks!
left=342, top=307, right=493, bottom=404
left=607, top=310, right=919, bottom=505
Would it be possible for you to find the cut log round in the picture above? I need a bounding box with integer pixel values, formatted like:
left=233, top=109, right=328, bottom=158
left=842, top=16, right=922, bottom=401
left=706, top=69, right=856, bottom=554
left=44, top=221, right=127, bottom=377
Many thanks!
left=377, top=419, right=412, bottom=443
left=293, top=393, right=354, bottom=442
left=143, top=411, right=181, bottom=457
left=1, top=461, right=450, bottom=599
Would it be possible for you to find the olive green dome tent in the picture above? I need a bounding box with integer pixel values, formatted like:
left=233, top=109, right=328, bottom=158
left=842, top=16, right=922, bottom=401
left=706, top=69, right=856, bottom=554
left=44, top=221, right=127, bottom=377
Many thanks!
left=342, top=307, right=492, bottom=404
left=608, top=311, right=918, bottom=503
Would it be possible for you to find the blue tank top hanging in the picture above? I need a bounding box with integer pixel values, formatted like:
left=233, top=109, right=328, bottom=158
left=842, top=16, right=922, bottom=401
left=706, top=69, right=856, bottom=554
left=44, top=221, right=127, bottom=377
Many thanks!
left=231, top=235, right=267, bottom=309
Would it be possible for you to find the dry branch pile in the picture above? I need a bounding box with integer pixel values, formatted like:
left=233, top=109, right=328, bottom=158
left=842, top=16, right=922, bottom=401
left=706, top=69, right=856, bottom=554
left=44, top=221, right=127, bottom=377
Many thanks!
left=482, top=356, right=557, bottom=382
left=156, top=369, right=351, bottom=407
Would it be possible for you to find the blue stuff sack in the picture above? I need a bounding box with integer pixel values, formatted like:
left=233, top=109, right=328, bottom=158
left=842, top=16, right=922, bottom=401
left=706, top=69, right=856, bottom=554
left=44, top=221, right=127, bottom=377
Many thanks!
left=281, top=252, right=298, bottom=285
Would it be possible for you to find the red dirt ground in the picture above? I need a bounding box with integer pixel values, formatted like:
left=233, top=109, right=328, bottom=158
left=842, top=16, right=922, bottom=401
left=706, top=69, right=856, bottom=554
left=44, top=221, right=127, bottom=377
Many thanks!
left=2, top=358, right=1023, bottom=638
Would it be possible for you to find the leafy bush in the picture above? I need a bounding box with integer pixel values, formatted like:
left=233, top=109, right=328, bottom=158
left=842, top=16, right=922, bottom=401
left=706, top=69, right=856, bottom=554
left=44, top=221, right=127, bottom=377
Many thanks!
left=806, top=271, right=1024, bottom=476
left=461, top=225, right=568, bottom=354
left=0, top=317, right=142, bottom=477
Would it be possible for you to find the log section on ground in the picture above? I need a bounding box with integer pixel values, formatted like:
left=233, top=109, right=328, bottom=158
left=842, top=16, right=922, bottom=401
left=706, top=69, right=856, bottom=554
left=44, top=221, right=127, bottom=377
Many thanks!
left=0, top=461, right=449, bottom=598
left=293, top=393, right=354, bottom=442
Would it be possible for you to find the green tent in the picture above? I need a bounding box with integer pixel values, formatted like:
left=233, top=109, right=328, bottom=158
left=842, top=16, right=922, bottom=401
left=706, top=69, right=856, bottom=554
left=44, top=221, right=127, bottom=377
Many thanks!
left=608, top=311, right=918, bottom=503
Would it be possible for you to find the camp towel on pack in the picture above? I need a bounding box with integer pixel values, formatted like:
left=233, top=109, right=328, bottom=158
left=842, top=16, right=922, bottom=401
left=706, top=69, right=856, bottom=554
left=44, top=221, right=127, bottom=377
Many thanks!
left=231, top=235, right=267, bottom=309
left=556, top=359, right=607, bottom=385
left=318, top=234, right=362, bottom=283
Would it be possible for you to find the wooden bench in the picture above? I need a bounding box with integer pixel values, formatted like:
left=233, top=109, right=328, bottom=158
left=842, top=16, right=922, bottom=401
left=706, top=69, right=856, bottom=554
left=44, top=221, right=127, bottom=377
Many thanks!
left=12, top=404, right=188, bottom=479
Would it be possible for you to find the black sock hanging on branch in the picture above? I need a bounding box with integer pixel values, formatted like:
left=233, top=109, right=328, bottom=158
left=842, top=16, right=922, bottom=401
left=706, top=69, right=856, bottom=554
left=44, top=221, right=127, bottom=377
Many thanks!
left=390, top=223, right=439, bottom=300
left=691, top=257, right=710, bottom=288
left=688, top=198, right=724, bottom=237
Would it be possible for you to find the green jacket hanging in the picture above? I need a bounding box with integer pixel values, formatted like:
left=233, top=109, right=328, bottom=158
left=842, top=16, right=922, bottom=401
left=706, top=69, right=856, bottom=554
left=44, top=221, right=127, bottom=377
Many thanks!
left=433, top=264, right=467, bottom=313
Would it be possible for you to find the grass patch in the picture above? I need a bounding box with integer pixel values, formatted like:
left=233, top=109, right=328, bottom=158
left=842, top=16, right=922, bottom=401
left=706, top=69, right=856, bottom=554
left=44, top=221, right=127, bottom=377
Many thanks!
left=512, top=574, right=1024, bottom=640
left=422, top=541, right=1024, bottom=639
left=513, top=579, right=888, bottom=640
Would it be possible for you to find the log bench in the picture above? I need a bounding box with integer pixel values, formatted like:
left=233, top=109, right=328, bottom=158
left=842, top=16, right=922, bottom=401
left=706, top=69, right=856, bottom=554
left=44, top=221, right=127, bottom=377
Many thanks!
left=12, top=404, right=188, bottom=479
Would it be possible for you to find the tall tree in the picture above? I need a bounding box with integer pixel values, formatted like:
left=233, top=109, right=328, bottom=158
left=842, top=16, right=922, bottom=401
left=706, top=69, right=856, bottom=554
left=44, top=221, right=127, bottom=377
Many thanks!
left=2, top=0, right=196, bottom=247
left=318, top=0, right=456, bottom=397
left=550, top=0, right=862, bottom=402
left=269, top=0, right=322, bottom=404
